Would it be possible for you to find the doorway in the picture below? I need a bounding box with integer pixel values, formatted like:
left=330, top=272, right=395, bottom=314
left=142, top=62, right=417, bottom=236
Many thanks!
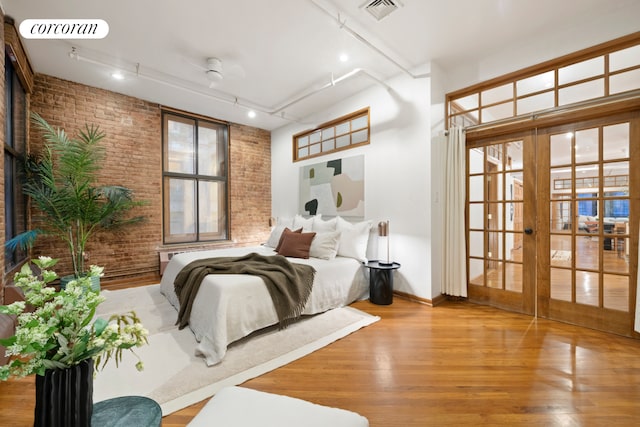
left=466, top=111, right=639, bottom=336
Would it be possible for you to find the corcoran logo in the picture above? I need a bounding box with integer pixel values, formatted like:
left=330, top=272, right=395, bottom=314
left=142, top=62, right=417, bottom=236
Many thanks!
left=19, top=19, right=109, bottom=39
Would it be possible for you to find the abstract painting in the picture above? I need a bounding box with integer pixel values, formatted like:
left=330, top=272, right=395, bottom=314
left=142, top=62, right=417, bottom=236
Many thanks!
left=299, top=155, right=364, bottom=217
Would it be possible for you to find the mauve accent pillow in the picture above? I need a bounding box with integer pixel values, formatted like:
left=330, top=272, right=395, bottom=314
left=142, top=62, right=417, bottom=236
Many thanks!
left=275, top=227, right=302, bottom=252
left=277, top=231, right=317, bottom=259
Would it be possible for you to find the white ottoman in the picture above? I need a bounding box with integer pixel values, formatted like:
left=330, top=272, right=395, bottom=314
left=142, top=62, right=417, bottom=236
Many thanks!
left=188, top=386, right=369, bottom=427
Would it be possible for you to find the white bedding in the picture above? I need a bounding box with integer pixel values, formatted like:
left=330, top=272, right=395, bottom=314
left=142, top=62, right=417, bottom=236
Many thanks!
left=159, top=245, right=369, bottom=366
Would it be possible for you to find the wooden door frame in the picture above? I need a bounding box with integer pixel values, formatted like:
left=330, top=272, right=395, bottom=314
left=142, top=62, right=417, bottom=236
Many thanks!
left=536, top=111, right=639, bottom=336
left=466, top=130, right=536, bottom=315
left=466, top=106, right=640, bottom=337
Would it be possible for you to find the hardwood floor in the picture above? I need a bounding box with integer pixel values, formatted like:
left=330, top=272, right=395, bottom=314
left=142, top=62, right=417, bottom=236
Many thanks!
left=2, top=295, right=640, bottom=426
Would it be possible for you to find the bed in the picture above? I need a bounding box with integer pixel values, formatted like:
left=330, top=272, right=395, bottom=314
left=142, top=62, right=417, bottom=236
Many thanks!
left=159, top=216, right=373, bottom=366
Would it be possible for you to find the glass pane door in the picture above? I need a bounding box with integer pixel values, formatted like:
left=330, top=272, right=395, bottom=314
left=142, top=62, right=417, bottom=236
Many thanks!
left=467, top=111, right=639, bottom=336
left=467, top=133, right=535, bottom=314
left=537, top=113, right=637, bottom=336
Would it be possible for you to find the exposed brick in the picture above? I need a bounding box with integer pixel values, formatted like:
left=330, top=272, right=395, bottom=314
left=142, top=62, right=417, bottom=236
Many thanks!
left=22, top=74, right=271, bottom=282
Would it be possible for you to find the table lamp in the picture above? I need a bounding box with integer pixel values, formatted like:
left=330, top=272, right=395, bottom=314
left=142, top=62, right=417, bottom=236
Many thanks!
left=378, top=220, right=391, bottom=265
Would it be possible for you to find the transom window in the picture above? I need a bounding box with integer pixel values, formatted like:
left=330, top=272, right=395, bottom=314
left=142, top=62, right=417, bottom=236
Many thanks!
left=447, top=34, right=640, bottom=128
left=293, top=108, right=370, bottom=161
left=162, top=111, right=229, bottom=244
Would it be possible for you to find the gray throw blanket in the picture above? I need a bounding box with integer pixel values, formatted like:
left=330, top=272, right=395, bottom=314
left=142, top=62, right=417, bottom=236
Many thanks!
left=173, top=252, right=316, bottom=330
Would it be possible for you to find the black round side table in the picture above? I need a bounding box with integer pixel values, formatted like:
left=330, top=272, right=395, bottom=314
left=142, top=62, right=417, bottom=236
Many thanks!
left=364, top=260, right=401, bottom=305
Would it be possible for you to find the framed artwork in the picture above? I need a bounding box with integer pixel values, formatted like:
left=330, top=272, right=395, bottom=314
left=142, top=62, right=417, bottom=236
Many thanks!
left=299, top=155, right=364, bottom=217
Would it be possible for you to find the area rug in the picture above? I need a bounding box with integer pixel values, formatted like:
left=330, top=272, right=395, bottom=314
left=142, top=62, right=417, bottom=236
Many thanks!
left=92, top=284, right=379, bottom=415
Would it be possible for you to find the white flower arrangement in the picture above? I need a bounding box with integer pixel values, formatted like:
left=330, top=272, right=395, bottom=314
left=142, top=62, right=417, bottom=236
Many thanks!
left=0, top=257, right=148, bottom=380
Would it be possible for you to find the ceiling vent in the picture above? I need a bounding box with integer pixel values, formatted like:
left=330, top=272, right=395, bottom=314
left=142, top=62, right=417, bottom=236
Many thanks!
left=362, top=0, right=402, bottom=21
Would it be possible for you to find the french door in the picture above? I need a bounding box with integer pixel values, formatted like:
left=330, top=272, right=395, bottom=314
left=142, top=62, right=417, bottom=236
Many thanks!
left=467, top=111, right=639, bottom=336
left=467, top=131, right=536, bottom=315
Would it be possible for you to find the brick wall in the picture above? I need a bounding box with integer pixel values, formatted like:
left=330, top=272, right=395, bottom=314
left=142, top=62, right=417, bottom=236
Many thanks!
left=229, top=123, right=272, bottom=245
left=27, top=74, right=272, bottom=282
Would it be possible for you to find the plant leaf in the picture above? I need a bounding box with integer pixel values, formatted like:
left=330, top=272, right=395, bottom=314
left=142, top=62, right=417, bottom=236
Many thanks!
left=0, top=335, right=17, bottom=347
left=93, top=317, right=108, bottom=336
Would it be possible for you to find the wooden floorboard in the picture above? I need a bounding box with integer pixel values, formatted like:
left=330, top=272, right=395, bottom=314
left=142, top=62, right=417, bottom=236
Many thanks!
left=2, top=294, right=640, bottom=426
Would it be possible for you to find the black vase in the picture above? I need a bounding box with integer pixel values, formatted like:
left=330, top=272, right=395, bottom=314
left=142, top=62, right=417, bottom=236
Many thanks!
left=34, top=358, right=94, bottom=427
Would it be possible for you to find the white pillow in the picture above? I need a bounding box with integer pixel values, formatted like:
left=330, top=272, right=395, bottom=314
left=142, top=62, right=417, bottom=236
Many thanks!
left=265, top=217, right=295, bottom=248
left=335, top=217, right=372, bottom=262
left=312, top=216, right=337, bottom=232
left=293, top=214, right=315, bottom=231
left=309, top=231, right=341, bottom=260
left=265, top=224, right=287, bottom=248
left=276, top=217, right=294, bottom=228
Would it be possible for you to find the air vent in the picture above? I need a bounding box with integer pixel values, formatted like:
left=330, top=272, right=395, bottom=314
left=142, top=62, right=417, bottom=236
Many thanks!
left=363, top=0, right=401, bottom=21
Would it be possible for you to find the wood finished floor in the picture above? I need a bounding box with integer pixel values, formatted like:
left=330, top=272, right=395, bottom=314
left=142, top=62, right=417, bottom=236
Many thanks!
left=2, top=295, right=640, bottom=426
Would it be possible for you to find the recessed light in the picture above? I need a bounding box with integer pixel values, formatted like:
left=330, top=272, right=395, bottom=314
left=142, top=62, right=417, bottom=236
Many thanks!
left=339, top=53, right=349, bottom=62
left=247, top=110, right=256, bottom=119
left=111, top=72, right=124, bottom=80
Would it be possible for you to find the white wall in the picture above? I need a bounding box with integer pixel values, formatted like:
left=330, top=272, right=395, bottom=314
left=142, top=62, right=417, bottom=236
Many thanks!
left=271, top=70, right=434, bottom=300
left=272, top=30, right=637, bottom=302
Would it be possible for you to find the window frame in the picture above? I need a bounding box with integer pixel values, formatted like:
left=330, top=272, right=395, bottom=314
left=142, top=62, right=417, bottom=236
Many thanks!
left=446, top=33, right=640, bottom=130
left=161, top=110, right=230, bottom=245
left=292, top=107, right=370, bottom=162
left=4, top=52, right=28, bottom=272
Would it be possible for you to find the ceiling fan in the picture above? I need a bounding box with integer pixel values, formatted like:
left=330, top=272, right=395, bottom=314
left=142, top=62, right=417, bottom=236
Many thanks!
left=205, top=57, right=224, bottom=86
left=186, top=56, right=245, bottom=88
left=183, top=55, right=246, bottom=88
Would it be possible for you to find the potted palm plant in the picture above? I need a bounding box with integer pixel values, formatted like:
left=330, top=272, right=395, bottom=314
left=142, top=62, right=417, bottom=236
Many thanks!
left=7, top=113, right=146, bottom=289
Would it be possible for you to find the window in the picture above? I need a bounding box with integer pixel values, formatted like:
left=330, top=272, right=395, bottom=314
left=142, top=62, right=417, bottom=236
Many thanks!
left=4, top=53, right=28, bottom=271
left=577, top=193, right=598, bottom=217
left=447, top=33, right=640, bottom=128
left=604, top=191, right=629, bottom=218
left=293, top=108, right=370, bottom=161
left=162, top=111, right=229, bottom=244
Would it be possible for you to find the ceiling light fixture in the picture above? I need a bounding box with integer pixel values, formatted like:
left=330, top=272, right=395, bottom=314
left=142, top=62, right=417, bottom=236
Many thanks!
left=111, top=72, right=124, bottom=80
left=247, top=110, right=256, bottom=118
left=339, top=53, right=349, bottom=62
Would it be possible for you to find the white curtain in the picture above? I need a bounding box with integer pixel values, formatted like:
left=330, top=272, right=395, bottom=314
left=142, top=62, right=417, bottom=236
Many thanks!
left=442, top=126, right=467, bottom=297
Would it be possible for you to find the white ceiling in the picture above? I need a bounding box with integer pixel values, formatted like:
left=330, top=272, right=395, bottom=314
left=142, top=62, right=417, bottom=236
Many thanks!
left=2, top=0, right=640, bottom=131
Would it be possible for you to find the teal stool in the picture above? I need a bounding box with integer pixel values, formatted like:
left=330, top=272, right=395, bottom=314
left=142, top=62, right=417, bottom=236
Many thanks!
left=92, top=396, right=161, bottom=426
